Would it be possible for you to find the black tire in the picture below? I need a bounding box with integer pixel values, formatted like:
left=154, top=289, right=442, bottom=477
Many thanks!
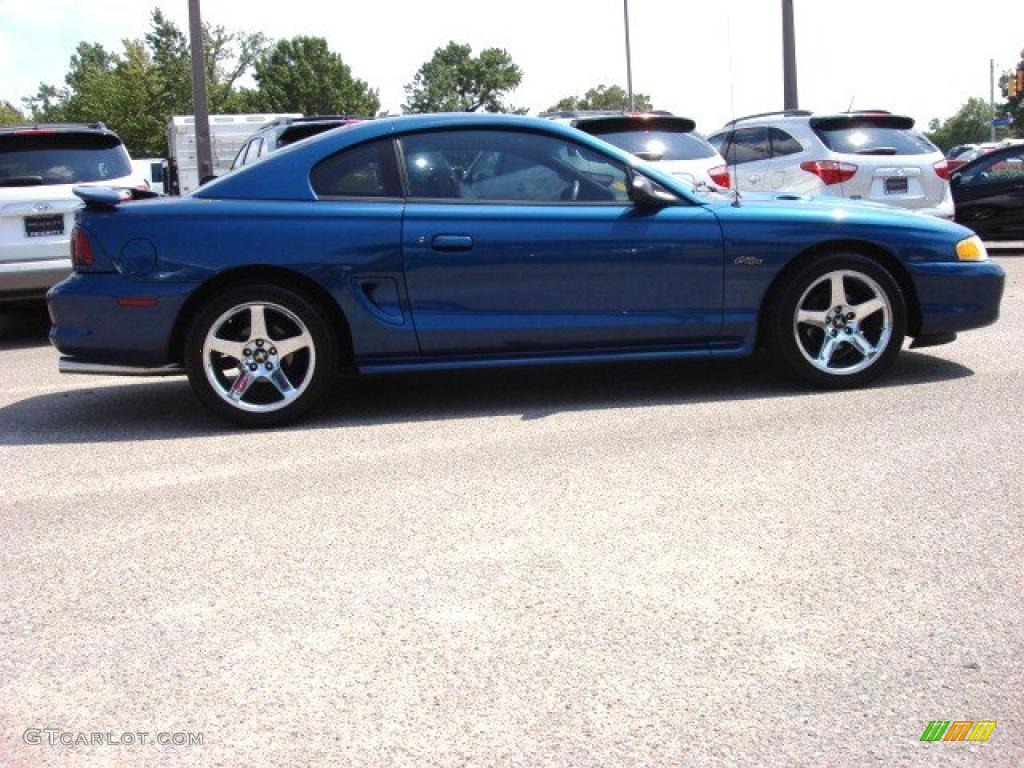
left=767, top=252, right=907, bottom=389
left=184, top=283, right=337, bottom=426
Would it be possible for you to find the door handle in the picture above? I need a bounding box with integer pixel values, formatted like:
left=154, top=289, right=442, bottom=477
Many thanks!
left=748, top=174, right=762, bottom=183
left=430, top=234, right=474, bottom=252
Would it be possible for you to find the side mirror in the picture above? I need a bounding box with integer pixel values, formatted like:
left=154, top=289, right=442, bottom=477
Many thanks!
left=628, top=173, right=677, bottom=208
left=950, top=172, right=962, bottom=187
left=199, top=174, right=218, bottom=186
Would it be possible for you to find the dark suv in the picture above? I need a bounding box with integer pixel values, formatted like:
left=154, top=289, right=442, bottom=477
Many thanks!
left=230, top=116, right=367, bottom=171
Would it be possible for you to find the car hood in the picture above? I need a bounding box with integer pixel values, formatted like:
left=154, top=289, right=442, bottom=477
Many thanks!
left=703, top=190, right=975, bottom=242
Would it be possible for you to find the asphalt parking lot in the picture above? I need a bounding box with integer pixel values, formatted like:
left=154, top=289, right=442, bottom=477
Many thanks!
left=1, top=256, right=1022, bottom=767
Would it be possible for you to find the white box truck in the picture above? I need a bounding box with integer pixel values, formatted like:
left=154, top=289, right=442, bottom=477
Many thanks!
left=165, top=113, right=300, bottom=195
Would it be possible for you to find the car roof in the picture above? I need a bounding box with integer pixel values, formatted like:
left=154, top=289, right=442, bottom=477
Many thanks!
left=199, top=112, right=697, bottom=202
left=0, top=122, right=119, bottom=138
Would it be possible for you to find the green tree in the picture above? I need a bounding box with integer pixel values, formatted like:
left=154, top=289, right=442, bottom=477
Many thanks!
left=0, top=100, right=25, bottom=125
left=997, top=59, right=1024, bottom=137
left=545, top=84, right=653, bottom=114
left=926, top=97, right=996, bottom=152
left=403, top=42, right=523, bottom=113
left=252, top=36, right=379, bottom=116
left=21, top=9, right=268, bottom=156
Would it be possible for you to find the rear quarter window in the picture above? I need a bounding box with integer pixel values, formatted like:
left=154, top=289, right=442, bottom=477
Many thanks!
left=0, top=132, right=132, bottom=185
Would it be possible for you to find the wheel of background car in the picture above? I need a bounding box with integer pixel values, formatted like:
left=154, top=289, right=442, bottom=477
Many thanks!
left=184, top=283, right=337, bottom=426
left=767, top=253, right=906, bottom=389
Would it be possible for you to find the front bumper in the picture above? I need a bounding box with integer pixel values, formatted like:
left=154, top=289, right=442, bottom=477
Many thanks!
left=0, top=258, right=72, bottom=304
left=48, top=272, right=193, bottom=366
left=910, top=260, right=1006, bottom=336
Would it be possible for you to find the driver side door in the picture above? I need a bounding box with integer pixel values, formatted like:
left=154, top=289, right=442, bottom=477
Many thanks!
left=398, top=128, right=724, bottom=356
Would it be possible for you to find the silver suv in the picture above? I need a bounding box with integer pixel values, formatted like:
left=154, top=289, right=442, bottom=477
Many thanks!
left=707, top=110, right=954, bottom=219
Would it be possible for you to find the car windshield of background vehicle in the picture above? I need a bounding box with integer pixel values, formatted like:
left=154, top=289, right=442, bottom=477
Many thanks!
left=0, top=133, right=132, bottom=186
left=814, top=125, right=937, bottom=156
left=401, top=130, right=631, bottom=203
left=583, top=129, right=717, bottom=161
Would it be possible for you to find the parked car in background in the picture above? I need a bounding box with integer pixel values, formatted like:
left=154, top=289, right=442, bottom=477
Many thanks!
left=230, top=116, right=367, bottom=171
left=952, top=142, right=1024, bottom=240
left=946, top=143, right=979, bottom=173
left=543, top=111, right=730, bottom=191
left=0, top=123, right=148, bottom=306
left=49, top=114, right=1003, bottom=426
left=164, top=113, right=300, bottom=195
left=951, top=142, right=1001, bottom=169
left=708, top=110, right=954, bottom=218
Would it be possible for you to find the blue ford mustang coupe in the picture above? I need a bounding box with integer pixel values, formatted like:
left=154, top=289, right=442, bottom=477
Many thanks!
left=48, top=114, right=1005, bottom=425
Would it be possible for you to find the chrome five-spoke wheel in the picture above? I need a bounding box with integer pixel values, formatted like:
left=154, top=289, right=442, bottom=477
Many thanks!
left=793, top=269, right=892, bottom=376
left=203, top=302, right=316, bottom=412
left=186, top=283, right=336, bottom=425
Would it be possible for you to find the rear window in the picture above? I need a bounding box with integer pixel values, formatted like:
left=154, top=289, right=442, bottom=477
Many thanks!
left=583, top=129, right=717, bottom=161
left=278, top=123, right=345, bottom=148
left=812, top=118, right=937, bottom=156
left=0, top=132, right=132, bottom=186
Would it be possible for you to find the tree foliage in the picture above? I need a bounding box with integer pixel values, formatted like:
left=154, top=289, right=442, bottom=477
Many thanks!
left=546, top=84, right=653, bottom=114
left=251, top=36, right=379, bottom=116
left=0, top=100, right=25, bottom=125
left=926, top=97, right=997, bottom=152
left=403, top=42, right=523, bottom=113
left=20, top=9, right=374, bottom=156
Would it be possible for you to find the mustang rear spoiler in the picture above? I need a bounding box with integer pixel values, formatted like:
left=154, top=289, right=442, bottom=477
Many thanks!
left=73, top=185, right=160, bottom=210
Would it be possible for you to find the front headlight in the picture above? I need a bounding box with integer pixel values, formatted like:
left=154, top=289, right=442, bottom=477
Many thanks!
left=956, top=235, right=988, bottom=262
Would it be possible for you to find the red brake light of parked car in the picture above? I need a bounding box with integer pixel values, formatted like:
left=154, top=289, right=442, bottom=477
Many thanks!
left=800, top=160, right=858, bottom=186
left=932, top=159, right=952, bottom=180
left=70, top=226, right=95, bottom=269
left=708, top=165, right=732, bottom=189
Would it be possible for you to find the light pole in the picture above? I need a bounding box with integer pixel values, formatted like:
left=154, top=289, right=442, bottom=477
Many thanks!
left=782, top=0, right=798, bottom=109
left=623, top=0, right=635, bottom=111
left=188, top=0, right=213, bottom=182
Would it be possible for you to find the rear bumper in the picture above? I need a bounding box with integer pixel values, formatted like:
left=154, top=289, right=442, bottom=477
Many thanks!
left=47, top=272, right=192, bottom=366
left=0, top=258, right=72, bottom=304
left=910, top=260, right=1006, bottom=336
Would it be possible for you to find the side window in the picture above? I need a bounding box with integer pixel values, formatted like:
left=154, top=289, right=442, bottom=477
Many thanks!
left=400, top=130, right=630, bottom=203
left=244, top=138, right=263, bottom=165
left=768, top=128, right=803, bottom=158
left=725, top=127, right=770, bottom=165
left=708, top=132, right=730, bottom=156
left=230, top=142, right=248, bottom=171
left=311, top=139, right=401, bottom=198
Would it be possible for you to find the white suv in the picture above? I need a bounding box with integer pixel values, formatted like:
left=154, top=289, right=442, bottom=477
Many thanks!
left=0, top=123, right=148, bottom=305
left=707, top=110, right=954, bottom=219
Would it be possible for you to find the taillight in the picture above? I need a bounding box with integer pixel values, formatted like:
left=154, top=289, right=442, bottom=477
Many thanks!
left=70, top=226, right=95, bottom=269
left=800, top=160, right=858, bottom=185
left=933, top=159, right=952, bottom=180
left=708, top=165, right=731, bottom=189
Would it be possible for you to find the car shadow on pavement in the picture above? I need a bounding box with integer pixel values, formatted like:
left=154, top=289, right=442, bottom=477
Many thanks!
left=0, top=306, right=51, bottom=351
left=0, top=351, right=973, bottom=446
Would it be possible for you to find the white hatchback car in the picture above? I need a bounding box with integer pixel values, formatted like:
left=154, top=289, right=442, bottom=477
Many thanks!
left=0, top=123, right=148, bottom=305
left=707, top=110, right=954, bottom=219
left=543, top=111, right=731, bottom=192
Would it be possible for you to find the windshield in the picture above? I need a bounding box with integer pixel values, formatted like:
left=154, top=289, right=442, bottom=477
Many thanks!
left=584, top=129, right=717, bottom=161
left=0, top=132, right=132, bottom=186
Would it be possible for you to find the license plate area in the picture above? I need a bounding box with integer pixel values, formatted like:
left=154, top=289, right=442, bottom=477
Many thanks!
left=884, top=177, right=909, bottom=195
left=24, top=214, right=64, bottom=237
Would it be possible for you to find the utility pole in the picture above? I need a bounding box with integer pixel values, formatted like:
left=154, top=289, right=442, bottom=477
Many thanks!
left=989, top=58, right=997, bottom=142
left=623, top=0, right=635, bottom=111
left=782, top=0, right=798, bottom=109
left=188, top=0, right=213, bottom=182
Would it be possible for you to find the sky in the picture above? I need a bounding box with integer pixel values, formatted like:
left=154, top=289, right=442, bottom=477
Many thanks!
left=0, top=0, right=1021, bottom=134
